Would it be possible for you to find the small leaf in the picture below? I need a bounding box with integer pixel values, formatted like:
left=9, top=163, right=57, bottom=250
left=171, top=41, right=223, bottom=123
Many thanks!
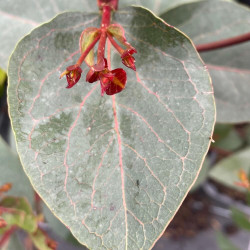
left=209, top=147, right=250, bottom=192
left=231, top=207, right=250, bottom=231
left=216, top=231, right=239, bottom=250
left=0, top=197, right=37, bottom=233
left=30, top=228, right=56, bottom=250
left=161, top=0, right=250, bottom=123
left=80, top=27, right=100, bottom=66
left=213, top=124, right=243, bottom=152
left=8, top=7, right=215, bottom=248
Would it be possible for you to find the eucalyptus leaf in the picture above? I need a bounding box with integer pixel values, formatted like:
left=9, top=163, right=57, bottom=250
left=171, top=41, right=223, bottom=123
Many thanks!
left=161, top=0, right=250, bottom=123
left=119, top=0, right=201, bottom=15
left=0, top=0, right=200, bottom=70
left=209, top=147, right=250, bottom=192
left=213, top=124, right=243, bottom=152
left=8, top=7, right=215, bottom=249
left=0, top=0, right=98, bottom=70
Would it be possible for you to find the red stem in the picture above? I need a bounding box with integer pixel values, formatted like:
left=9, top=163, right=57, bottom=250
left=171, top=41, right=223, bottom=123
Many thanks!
left=76, top=33, right=101, bottom=66
left=97, top=5, right=112, bottom=63
left=0, top=226, right=17, bottom=247
left=107, top=33, right=124, bottom=54
left=97, top=0, right=118, bottom=10
left=196, top=32, right=250, bottom=52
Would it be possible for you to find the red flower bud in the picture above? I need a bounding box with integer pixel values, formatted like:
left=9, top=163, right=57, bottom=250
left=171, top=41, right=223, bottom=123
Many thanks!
left=121, top=48, right=137, bottom=71
left=60, top=65, right=82, bottom=88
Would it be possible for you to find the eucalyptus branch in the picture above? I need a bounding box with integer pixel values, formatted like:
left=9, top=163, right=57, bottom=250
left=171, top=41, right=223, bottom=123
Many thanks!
left=196, top=32, right=250, bottom=52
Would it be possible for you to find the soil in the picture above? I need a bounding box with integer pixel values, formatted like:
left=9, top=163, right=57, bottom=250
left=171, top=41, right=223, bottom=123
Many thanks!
left=164, top=191, right=212, bottom=239
left=210, top=179, right=247, bottom=203
left=164, top=178, right=248, bottom=240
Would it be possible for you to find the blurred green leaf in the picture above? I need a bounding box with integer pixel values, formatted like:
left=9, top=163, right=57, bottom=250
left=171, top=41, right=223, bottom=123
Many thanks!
left=0, top=197, right=37, bottom=233
left=209, top=147, right=250, bottom=191
left=213, top=124, right=243, bottom=152
left=216, top=231, right=239, bottom=250
left=30, top=228, right=53, bottom=250
left=231, top=207, right=250, bottom=231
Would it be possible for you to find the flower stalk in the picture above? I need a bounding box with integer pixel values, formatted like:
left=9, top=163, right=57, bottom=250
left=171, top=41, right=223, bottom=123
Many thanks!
left=60, top=0, right=136, bottom=95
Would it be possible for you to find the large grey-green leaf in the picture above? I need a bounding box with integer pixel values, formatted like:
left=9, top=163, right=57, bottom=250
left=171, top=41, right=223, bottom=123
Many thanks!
left=0, top=0, right=97, bottom=70
left=0, top=0, right=209, bottom=70
left=120, top=0, right=201, bottom=15
left=8, top=7, right=215, bottom=249
left=209, top=147, right=250, bottom=192
left=161, top=0, right=250, bottom=123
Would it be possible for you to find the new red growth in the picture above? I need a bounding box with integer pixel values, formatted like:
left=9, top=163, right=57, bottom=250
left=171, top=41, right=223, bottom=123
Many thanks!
left=60, top=0, right=136, bottom=96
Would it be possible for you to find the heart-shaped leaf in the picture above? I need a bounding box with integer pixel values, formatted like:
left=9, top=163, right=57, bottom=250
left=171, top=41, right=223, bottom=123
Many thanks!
left=8, top=7, right=215, bottom=249
left=161, top=0, right=250, bottom=123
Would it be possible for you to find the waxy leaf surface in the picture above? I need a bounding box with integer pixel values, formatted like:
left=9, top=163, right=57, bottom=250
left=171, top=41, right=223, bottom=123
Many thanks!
left=0, top=0, right=206, bottom=70
left=8, top=7, right=215, bottom=249
left=161, top=0, right=250, bottom=123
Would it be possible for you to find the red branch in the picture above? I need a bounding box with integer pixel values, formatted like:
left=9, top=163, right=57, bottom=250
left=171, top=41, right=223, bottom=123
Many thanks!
left=196, top=32, right=250, bottom=52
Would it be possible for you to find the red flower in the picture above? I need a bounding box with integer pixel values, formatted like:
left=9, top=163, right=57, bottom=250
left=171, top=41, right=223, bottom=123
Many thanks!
left=60, top=65, right=82, bottom=89
left=60, top=6, right=135, bottom=96
left=86, top=59, right=127, bottom=96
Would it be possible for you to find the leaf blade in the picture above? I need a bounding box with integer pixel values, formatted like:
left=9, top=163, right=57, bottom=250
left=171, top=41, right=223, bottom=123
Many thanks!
left=161, top=0, right=250, bottom=123
left=8, top=7, right=215, bottom=249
